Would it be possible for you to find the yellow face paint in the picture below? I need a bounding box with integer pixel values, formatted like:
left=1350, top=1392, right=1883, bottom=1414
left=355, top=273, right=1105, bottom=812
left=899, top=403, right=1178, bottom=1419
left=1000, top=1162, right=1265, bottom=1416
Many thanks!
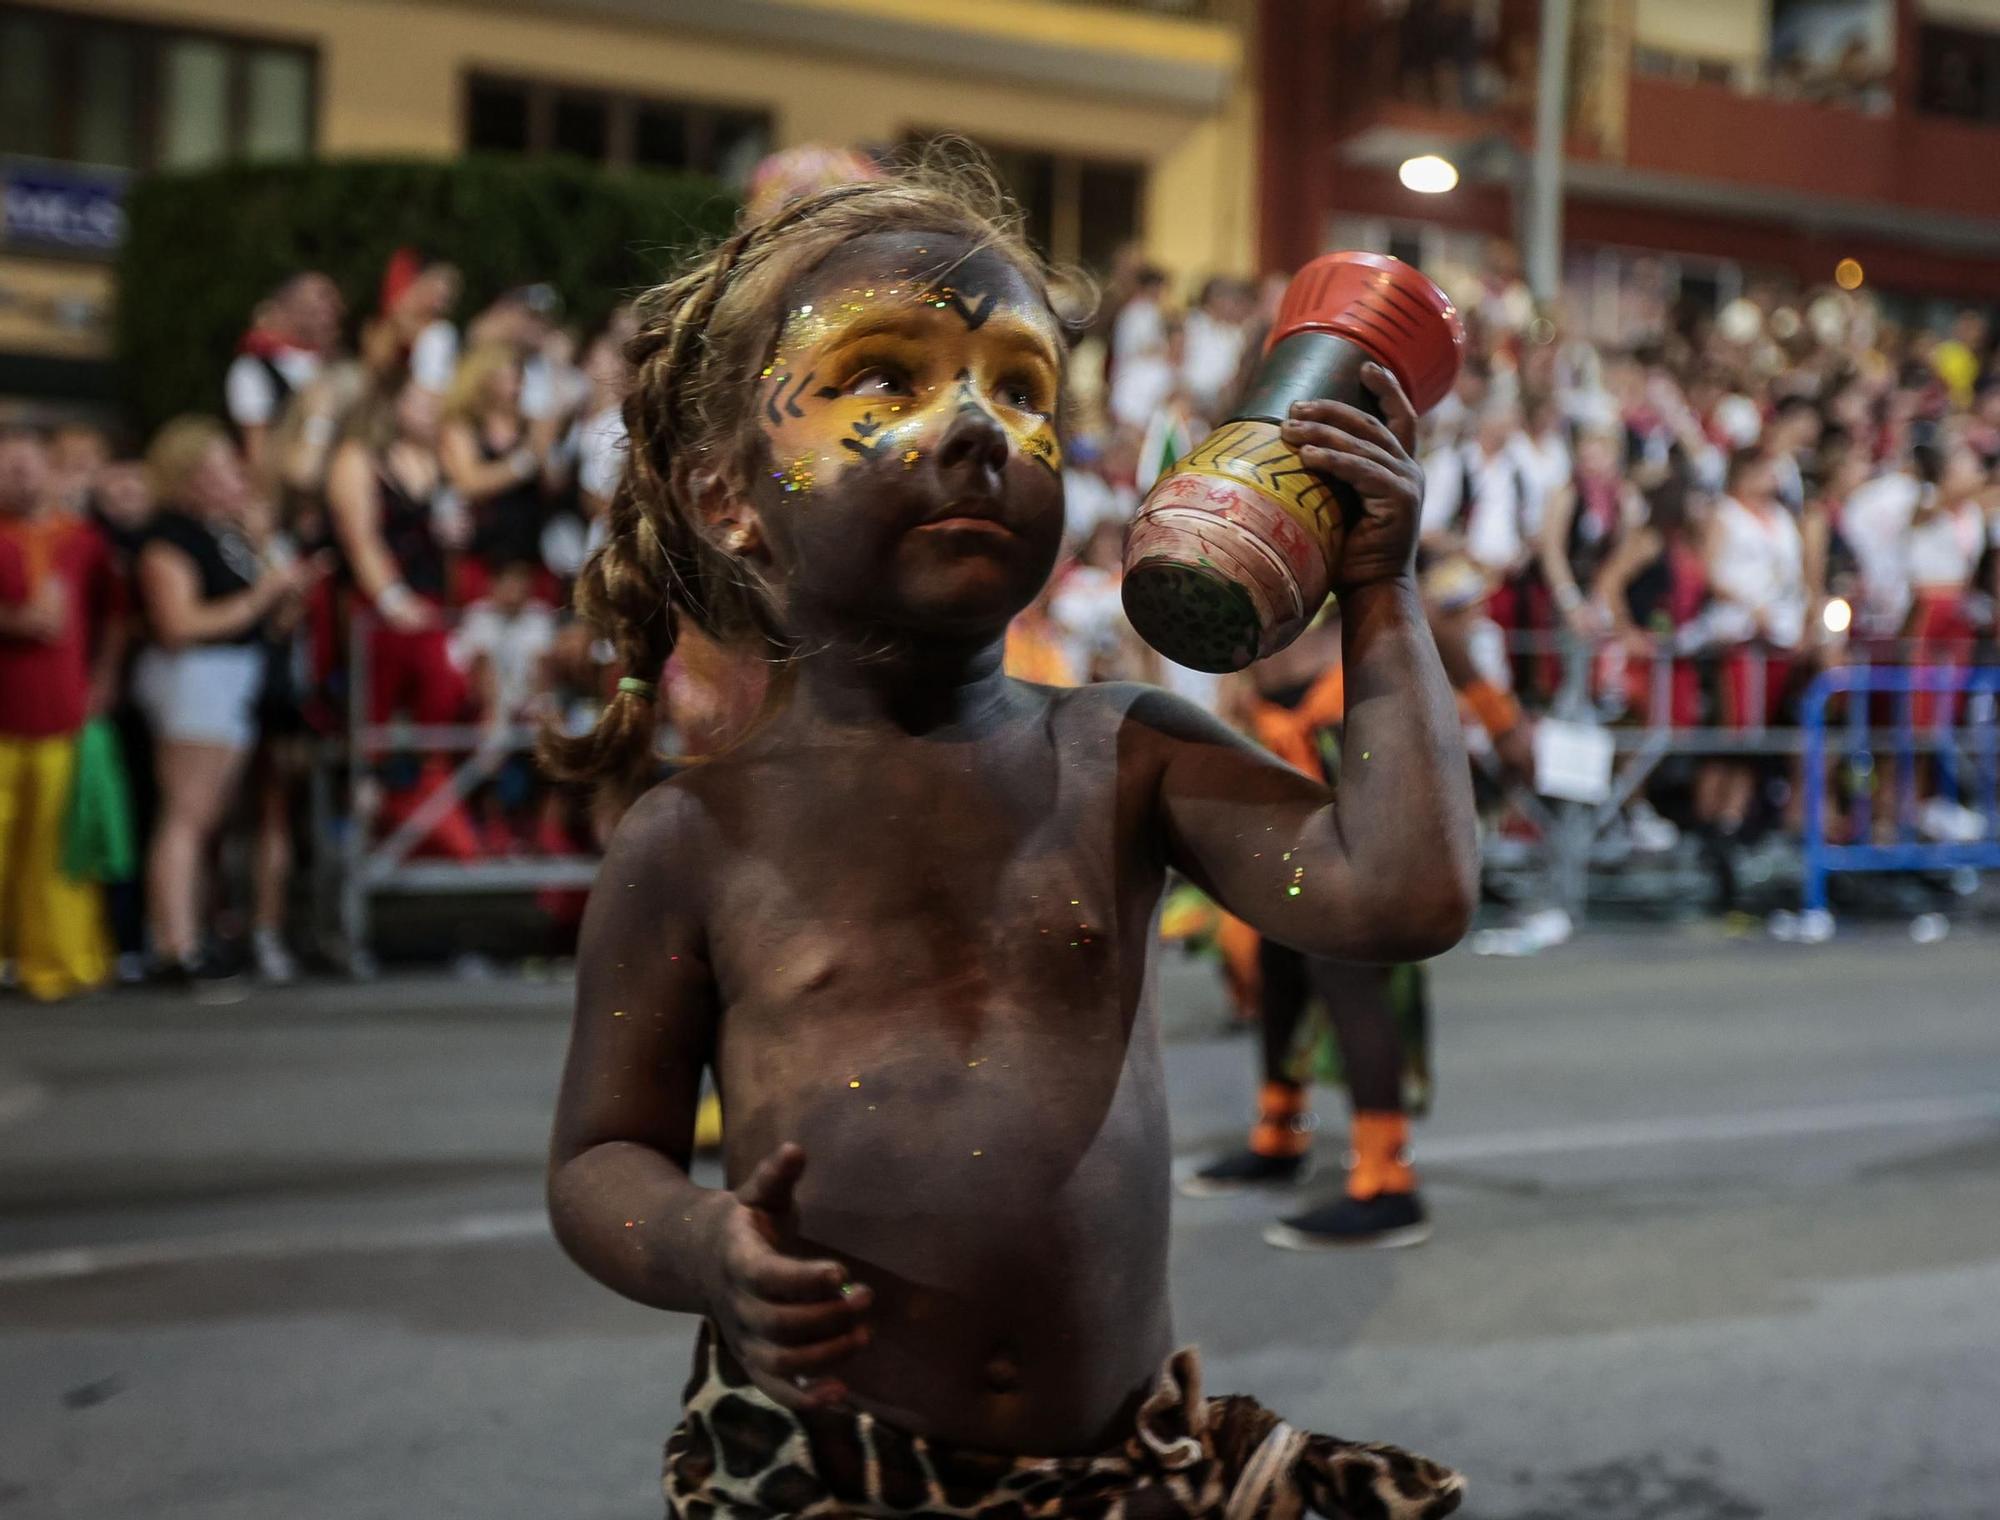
left=757, top=278, right=1064, bottom=500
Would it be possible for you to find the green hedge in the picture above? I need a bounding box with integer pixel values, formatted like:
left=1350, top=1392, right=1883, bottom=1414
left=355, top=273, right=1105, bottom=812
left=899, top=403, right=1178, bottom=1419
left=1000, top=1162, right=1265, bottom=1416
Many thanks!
left=115, top=155, right=740, bottom=435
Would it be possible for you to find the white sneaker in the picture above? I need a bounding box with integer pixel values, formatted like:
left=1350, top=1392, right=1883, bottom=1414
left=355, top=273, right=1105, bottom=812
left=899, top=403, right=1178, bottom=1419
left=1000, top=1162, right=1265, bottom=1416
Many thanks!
left=1629, top=800, right=1681, bottom=853
left=1918, top=798, right=1986, bottom=844
left=1910, top=912, right=1951, bottom=945
left=252, top=930, right=297, bottom=985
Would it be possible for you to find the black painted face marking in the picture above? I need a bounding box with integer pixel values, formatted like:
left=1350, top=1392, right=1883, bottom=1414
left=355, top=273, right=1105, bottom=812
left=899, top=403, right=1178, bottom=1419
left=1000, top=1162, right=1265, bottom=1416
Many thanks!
left=841, top=411, right=891, bottom=464
left=763, top=369, right=816, bottom=426
left=926, top=284, right=997, bottom=331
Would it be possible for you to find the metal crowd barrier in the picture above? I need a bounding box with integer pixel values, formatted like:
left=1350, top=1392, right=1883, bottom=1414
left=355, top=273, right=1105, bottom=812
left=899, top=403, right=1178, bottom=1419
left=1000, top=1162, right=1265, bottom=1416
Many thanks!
left=323, top=613, right=599, bottom=972
left=1484, top=632, right=1999, bottom=919
left=1800, top=665, right=2000, bottom=915
left=311, top=620, right=1996, bottom=964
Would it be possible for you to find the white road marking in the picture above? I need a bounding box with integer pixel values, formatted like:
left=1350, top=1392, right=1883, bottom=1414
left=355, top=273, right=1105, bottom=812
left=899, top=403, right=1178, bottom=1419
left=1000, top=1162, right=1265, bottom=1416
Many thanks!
left=1417, top=1092, right=2000, bottom=1163
left=0, top=1209, right=550, bottom=1286
left=4, top=1095, right=1997, bottom=1287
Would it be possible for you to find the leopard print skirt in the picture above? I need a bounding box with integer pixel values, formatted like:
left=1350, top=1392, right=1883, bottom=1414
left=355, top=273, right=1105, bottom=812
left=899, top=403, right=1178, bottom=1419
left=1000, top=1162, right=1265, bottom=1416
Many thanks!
left=663, top=1322, right=1463, bottom=1520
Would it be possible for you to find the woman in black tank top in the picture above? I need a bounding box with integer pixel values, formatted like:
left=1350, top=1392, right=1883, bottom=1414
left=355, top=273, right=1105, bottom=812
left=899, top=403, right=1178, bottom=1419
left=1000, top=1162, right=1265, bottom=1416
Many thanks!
left=439, top=343, right=551, bottom=599
left=327, top=375, right=483, bottom=862
left=328, top=375, right=467, bottom=722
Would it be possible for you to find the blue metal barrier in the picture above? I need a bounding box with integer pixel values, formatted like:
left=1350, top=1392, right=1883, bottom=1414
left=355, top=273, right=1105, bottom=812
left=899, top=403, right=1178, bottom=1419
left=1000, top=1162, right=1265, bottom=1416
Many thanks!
left=1801, top=664, right=2000, bottom=913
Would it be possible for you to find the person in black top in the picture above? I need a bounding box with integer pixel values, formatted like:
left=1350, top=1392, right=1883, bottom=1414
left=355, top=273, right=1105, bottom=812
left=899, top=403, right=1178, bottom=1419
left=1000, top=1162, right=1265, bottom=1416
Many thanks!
left=438, top=342, right=558, bottom=605
left=133, top=417, right=322, bottom=985
left=327, top=375, right=483, bottom=861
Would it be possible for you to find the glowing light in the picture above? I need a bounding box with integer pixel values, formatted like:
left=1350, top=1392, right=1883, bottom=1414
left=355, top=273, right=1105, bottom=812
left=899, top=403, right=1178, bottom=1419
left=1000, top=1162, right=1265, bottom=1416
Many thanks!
left=1822, top=597, right=1853, bottom=635
left=1834, top=258, right=1865, bottom=291
left=1399, top=155, right=1459, bottom=195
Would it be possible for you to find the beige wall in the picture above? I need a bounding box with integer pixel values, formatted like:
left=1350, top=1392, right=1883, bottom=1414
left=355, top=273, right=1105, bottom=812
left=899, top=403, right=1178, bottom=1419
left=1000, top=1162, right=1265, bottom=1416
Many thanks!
left=1633, top=0, right=1770, bottom=67
left=47, top=0, right=1257, bottom=278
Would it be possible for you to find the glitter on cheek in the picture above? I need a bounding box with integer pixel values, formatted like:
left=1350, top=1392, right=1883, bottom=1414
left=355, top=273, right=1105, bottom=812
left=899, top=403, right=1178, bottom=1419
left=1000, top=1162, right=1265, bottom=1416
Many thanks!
left=903, top=448, right=921, bottom=469
left=772, top=453, right=815, bottom=494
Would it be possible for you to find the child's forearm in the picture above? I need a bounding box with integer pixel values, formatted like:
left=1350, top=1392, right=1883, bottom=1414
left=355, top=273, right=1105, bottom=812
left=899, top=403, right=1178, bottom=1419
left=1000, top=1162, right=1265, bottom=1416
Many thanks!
left=548, top=1140, right=729, bottom=1316
left=1331, top=576, right=1479, bottom=953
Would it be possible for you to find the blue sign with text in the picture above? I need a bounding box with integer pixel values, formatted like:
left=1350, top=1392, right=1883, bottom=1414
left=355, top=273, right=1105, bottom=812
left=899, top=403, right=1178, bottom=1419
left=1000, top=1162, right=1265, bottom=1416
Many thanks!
left=2, top=161, right=128, bottom=257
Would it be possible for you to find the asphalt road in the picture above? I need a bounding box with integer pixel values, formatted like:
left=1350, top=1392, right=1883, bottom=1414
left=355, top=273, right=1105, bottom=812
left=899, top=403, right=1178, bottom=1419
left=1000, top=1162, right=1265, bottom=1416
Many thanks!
left=2, top=930, right=1997, bottom=1520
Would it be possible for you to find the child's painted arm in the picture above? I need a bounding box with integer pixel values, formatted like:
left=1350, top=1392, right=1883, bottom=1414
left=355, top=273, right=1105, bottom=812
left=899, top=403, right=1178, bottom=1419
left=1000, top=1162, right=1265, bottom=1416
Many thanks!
left=1148, top=364, right=1478, bottom=963
left=547, top=786, right=869, bottom=1410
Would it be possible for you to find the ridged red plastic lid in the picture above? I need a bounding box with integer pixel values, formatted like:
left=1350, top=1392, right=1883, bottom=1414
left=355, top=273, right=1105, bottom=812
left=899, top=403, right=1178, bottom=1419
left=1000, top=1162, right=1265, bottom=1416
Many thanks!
left=1267, top=251, right=1465, bottom=415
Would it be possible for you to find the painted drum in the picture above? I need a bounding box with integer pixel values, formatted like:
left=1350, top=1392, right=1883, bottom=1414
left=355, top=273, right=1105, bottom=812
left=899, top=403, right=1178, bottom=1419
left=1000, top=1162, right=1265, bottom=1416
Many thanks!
left=1123, top=251, right=1465, bottom=673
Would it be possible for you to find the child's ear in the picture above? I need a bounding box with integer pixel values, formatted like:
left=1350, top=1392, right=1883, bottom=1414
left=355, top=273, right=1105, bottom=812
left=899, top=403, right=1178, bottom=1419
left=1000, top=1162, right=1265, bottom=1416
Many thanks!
left=683, top=463, right=767, bottom=559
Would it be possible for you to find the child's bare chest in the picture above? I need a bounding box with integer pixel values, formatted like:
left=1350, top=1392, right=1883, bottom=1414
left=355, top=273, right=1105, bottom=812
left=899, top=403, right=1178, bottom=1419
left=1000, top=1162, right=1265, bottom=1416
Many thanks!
left=701, top=723, right=1156, bottom=1012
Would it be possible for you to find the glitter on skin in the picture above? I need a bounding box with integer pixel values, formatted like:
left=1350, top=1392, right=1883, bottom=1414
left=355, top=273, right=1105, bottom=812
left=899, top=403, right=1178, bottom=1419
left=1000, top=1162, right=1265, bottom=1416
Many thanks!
left=761, top=272, right=1061, bottom=501
left=772, top=453, right=815, bottom=494
left=848, top=1078, right=862, bottom=1089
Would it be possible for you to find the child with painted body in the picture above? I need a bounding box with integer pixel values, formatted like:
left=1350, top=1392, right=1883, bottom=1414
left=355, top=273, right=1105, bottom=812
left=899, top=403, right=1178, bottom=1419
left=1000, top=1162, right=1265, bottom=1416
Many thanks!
left=546, top=175, right=1478, bottom=1519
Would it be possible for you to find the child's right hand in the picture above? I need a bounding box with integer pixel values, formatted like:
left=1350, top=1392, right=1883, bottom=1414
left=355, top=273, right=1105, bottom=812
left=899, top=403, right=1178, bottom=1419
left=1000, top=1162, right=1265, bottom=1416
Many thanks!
left=700, top=1142, right=872, bottom=1411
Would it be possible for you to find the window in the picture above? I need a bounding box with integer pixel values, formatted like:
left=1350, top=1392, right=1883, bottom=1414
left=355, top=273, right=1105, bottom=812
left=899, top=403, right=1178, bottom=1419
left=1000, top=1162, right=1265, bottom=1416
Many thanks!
left=1918, top=23, right=2000, bottom=122
left=161, top=39, right=232, bottom=169
left=464, top=73, right=773, bottom=187
left=909, top=133, right=1145, bottom=273
left=0, top=4, right=316, bottom=172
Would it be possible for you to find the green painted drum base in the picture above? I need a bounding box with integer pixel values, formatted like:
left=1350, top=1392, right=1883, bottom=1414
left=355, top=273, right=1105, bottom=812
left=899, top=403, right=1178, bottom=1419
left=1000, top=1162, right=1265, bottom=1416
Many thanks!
left=1122, top=559, right=1264, bottom=674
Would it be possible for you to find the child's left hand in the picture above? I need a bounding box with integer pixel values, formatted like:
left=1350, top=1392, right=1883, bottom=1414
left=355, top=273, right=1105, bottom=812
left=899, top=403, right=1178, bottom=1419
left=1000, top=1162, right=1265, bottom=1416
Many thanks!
left=1280, top=361, right=1425, bottom=595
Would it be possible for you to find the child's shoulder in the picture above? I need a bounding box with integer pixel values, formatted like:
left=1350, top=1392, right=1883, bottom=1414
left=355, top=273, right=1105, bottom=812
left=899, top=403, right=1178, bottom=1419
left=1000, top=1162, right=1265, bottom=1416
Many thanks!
left=595, top=770, right=730, bottom=912
left=1027, top=679, right=1244, bottom=767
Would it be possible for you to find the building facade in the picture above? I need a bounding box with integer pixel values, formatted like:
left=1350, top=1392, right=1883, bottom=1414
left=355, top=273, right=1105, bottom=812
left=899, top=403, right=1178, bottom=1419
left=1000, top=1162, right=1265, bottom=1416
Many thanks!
left=0, top=0, right=1259, bottom=413
left=1258, top=0, right=2000, bottom=328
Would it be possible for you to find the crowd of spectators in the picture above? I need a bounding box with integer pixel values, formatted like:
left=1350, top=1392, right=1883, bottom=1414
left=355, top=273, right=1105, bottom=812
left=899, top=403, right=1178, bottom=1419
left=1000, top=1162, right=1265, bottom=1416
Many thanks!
left=1042, top=237, right=2000, bottom=893
left=0, top=256, right=637, bottom=995
left=4, top=226, right=1999, bottom=998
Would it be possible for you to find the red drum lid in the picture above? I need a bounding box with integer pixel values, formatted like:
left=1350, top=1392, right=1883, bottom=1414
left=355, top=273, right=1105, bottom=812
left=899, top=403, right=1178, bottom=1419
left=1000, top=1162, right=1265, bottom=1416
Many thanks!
left=1267, top=251, right=1465, bottom=415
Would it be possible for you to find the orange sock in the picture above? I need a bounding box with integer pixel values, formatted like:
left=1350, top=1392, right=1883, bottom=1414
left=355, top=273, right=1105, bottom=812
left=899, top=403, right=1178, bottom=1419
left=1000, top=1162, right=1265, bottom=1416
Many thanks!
left=1345, top=1111, right=1417, bottom=1199
left=1461, top=678, right=1522, bottom=741
left=1249, top=1081, right=1314, bottom=1159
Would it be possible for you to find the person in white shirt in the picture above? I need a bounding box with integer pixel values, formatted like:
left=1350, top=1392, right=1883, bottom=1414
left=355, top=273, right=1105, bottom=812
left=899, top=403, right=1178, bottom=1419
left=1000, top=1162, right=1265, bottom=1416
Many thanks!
left=1903, top=441, right=1990, bottom=734
left=1840, top=461, right=1920, bottom=635
left=1701, top=447, right=1806, bottom=845
left=1180, top=278, right=1252, bottom=421
left=450, top=557, right=559, bottom=730
left=1419, top=400, right=1542, bottom=623
left=1709, top=448, right=1808, bottom=667
left=225, top=272, right=343, bottom=482
left=547, top=319, right=635, bottom=580
left=1511, top=391, right=1572, bottom=527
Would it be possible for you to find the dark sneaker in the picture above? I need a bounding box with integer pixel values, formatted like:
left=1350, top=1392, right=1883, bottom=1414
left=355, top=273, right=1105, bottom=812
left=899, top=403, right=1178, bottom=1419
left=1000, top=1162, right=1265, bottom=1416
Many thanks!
left=151, top=954, right=248, bottom=1005
left=1263, top=1190, right=1430, bottom=1250
left=1177, top=1149, right=1312, bottom=1199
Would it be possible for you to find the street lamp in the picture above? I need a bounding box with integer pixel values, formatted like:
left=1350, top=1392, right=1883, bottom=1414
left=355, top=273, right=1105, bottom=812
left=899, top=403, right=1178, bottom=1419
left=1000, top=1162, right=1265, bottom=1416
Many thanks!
left=1399, top=154, right=1460, bottom=194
